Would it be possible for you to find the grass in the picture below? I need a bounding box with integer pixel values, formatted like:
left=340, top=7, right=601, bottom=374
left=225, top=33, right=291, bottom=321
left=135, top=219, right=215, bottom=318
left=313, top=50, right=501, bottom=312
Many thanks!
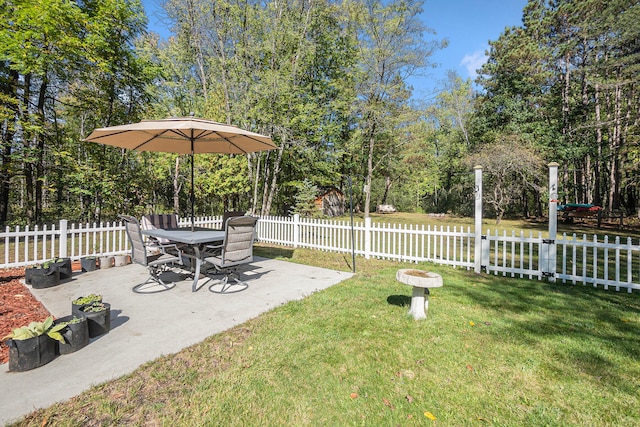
left=12, top=245, right=640, bottom=426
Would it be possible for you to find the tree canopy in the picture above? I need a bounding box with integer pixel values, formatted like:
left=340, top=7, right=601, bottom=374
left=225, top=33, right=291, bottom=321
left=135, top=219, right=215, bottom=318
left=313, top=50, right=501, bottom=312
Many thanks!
left=0, top=0, right=638, bottom=226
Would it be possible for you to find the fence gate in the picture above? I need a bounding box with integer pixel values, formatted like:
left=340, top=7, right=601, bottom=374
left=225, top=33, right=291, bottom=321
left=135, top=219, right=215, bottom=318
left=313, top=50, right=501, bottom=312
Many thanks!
left=481, top=230, right=548, bottom=280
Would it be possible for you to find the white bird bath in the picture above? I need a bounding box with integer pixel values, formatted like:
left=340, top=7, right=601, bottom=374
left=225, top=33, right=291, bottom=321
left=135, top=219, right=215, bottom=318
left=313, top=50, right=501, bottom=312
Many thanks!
left=396, top=269, right=443, bottom=320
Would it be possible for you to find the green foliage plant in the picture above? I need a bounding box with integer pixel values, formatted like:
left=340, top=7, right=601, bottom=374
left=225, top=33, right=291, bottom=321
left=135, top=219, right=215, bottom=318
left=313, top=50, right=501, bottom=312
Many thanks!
left=80, top=302, right=107, bottom=313
left=291, top=179, right=320, bottom=218
left=72, top=294, right=102, bottom=305
left=57, top=316, right=84, bottom=327
left=40, top=258, right=66, bottom=269
left=2, top=316, right=65, bottom=343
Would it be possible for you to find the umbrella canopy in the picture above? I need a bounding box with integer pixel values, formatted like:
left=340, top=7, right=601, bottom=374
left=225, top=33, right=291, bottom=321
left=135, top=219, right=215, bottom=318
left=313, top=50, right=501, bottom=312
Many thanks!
left=84, top=117, right=276, bottom=227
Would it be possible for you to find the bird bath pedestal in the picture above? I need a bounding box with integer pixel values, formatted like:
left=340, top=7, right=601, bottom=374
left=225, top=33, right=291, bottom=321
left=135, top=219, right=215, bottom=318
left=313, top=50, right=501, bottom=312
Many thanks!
left=396, top=269, right=443, bottom=320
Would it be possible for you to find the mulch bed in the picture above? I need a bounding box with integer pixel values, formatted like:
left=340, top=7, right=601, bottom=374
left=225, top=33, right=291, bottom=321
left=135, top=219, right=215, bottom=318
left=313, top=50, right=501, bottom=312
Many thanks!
left=0, top=268, right=53, bottom=365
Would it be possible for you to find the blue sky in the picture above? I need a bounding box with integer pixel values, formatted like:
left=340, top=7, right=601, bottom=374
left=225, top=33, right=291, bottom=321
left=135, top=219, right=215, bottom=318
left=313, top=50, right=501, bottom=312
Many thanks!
left=141, top=0, right=527, bottom=97
left=416, top=0, right=527, bottom=96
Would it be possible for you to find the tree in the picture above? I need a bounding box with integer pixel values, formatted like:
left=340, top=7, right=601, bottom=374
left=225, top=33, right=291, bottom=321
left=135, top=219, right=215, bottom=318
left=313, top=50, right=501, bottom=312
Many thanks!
left=467, top=138, right=544, bottom=224
left=419, top=71, right=475, bottom=214
left=291, top=179, right=319, bottom=217
left=348, top=0, right=445, bottom=217
left=0, top=0, right=153, bottom=224
left=474, top=0, right=640, bottom=215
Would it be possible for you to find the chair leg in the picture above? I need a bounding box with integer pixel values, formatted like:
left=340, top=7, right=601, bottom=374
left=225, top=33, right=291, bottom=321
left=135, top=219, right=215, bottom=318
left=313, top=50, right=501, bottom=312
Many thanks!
left=206, top=267, right=249, bottom=294
left=132, top=266, right=177, bottom=294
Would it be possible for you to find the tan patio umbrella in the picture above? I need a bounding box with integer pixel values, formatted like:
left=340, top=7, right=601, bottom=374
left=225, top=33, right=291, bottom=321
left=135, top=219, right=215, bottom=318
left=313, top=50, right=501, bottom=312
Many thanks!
left=84, top=116, right=276, bottom=229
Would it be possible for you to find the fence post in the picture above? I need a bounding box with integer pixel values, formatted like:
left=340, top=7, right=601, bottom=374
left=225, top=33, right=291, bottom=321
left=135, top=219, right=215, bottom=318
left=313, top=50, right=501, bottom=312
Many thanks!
left=364, top=217, right=372, bottom=259
left=474, top=165, right=483, bottom=274
left=547, top=162, right=558, bottom=283
left=59, top=219, right=68, bottom=259
left=293, top=214, right=300, bottom=248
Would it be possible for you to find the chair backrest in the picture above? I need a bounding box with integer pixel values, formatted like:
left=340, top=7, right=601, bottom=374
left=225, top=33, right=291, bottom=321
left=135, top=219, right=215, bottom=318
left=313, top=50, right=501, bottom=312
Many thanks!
left=141, top=214, right=179, bottom=244
left=221, top=211, right=245, bottom=229
left=120, top=215, right=149, bottom=266
left=221, top=216, right=258, bottom=264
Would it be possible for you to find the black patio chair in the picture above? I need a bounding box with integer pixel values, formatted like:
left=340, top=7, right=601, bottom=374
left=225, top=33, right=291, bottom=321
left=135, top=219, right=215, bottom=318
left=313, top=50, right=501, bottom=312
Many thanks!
left=202, top=216, right=258, bottom=293
left=120, top=214, right=184, bottom=293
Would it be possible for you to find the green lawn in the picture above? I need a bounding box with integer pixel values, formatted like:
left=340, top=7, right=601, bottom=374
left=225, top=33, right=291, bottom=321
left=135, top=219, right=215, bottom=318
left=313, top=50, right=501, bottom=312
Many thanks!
left=13, top=247, right=640, bottom=427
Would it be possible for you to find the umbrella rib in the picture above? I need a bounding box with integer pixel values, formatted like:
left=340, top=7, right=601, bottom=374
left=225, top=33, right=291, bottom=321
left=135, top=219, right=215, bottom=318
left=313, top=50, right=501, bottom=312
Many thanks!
left=131, top=129, right=175, bottom=151
left=85, top=129, right=136, bottom=142
left=193, top=132, right=275, bottom=154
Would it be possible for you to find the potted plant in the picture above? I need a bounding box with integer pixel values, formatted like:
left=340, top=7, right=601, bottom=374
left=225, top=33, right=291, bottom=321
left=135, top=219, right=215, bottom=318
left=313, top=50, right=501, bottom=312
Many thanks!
left=79, top=302, right=111, bottom=338
left=80, top=256, right=97, bottom=272
left=99, top=256, right=114, bottom=269
left=54, top=315, right=89, bottom=354
left=71, top=293, right=103, bottom=317
left=2, top=316, right=65, bottom=371
left=25, top=262, right=60, bottom=289
left=49, top=258, right=72, bottom=280
left=113, top=253, right=129, bottom=267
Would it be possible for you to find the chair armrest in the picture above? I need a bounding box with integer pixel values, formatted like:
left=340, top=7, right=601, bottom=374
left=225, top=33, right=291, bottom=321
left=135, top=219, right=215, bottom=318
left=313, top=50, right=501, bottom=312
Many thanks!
left=158, top=242, right=180, bottom=253
left=157, top=243, right=184, bottom=264
left=200, top=242, right=223, bottom=257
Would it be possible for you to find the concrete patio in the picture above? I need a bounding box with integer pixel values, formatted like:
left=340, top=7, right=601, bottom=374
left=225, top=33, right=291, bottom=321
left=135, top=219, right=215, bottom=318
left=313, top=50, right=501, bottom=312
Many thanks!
left=0, top=257, right=352, bottom=426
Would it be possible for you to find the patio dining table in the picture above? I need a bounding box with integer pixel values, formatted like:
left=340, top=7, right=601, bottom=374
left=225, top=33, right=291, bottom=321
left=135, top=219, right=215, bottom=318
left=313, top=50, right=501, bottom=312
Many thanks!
left=141, top=227, right=225, bottom=292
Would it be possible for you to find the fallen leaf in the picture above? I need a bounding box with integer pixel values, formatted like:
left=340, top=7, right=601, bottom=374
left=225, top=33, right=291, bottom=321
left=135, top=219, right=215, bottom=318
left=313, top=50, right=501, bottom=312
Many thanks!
left=424, top=411, right=437, bottom=420
left=467, top=364, right=474, bottom=371
left=402, top=369, right=415, bottom=379
left=406, top=395, right=414, bottom=403
left=350, top=392, right=358, bottom=399
left=383, top=398, right=395, bottom=409
left=469, top=321, right=475, bottom=326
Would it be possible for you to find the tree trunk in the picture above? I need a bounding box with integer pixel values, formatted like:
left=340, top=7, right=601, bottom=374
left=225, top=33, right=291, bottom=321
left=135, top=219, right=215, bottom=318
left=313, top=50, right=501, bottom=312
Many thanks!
left=34, top=76, right=48, bottom=224
left=261, top=142, right=284, bottom=217
left=594, top=83, right=603, bottom=207
left=250, top=154, right=261, bottom=215
left=608, top=83, right=622, bottom=210
left=363, top=122, right=376, bottom=218
left=380, top=175, right=392, bottom=205
left=0, top=68, right=18, bottom=225
left=21, top=73, right=34, bottom=223
left=173, top=157, right=181, bottom=214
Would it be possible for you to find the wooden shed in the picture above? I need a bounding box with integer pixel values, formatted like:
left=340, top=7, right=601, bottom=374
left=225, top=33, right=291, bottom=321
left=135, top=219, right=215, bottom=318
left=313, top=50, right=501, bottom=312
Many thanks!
left=314, top=187, right=345, bottom=217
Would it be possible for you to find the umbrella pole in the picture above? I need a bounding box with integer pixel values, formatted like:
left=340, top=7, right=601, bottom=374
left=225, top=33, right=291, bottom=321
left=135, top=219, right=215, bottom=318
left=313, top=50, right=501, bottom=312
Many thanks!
left=191, top=152, right=195, bottom=231
left=190, top=133, right=195, bottom=232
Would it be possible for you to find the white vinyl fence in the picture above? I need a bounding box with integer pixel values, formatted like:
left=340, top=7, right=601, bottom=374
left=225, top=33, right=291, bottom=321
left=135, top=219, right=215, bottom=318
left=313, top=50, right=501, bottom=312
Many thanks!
left=0, top=216, right=226, bottom=267
left=2, top=213, right=638, bottom=293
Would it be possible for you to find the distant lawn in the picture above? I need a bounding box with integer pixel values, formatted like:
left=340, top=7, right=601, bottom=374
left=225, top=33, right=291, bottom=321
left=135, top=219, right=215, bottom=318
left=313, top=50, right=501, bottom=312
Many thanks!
left=13, top=249, right=640, bottom=426
left=339, top=212, right=640, bottom=241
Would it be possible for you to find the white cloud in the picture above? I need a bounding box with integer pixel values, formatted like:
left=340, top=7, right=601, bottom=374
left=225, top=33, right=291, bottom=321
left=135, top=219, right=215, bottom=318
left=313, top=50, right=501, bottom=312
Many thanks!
left=460, top=49, right=488, bottom=79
